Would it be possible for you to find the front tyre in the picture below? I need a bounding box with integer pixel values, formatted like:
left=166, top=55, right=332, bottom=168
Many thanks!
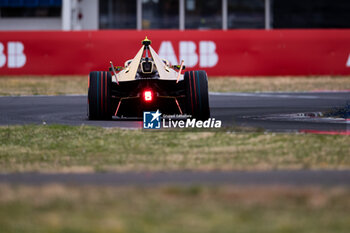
left=88, top=71, right=112, bottom=120
left=184, top=70, right=210, bottom=120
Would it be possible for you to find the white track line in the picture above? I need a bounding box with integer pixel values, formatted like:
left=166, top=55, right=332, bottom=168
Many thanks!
left=0, top=92, right=347, bottom=100
left=0, top=94, right=87, bottom=98
left=209, top=92, right=320, bottom=99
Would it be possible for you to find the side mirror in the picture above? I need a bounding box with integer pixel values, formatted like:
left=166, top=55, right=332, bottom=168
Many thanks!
left=172, top=65, right=186, bottom=70
left=109, top=66, right=124, bottom=72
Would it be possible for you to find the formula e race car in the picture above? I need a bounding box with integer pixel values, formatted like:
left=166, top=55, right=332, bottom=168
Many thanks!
left=88, top=37, right=210, bottom=120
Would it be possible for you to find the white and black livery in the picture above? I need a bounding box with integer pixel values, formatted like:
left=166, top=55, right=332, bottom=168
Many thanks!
left=88, top=37, right=210, bottom=120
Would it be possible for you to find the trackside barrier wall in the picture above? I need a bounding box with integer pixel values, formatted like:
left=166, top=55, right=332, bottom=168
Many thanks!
left=0, top=30, right=350, bottom=76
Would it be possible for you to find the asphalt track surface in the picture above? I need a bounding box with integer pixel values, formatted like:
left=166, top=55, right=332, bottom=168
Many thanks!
left=0, top=92, right=349, bottom=186
left=0, top=92, right=349, bottom=132
left=1, top=171, right=350, bottom=186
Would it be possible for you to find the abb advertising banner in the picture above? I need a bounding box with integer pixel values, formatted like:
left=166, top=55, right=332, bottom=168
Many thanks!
left=0, top=30, right=350, bottom=76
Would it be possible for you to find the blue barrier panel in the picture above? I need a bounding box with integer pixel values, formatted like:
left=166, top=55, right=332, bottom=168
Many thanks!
left=0, top=0, right=61, bottom=7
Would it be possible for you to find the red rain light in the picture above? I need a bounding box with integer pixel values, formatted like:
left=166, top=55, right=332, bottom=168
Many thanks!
left=143, top=90, right=153, bottom=102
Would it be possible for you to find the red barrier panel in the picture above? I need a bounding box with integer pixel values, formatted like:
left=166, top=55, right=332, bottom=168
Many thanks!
left=0, top=30, right=350, bottom=76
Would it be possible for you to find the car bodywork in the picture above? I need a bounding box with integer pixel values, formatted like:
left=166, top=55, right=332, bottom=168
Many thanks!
left=110, top=37, right=186, bottom=118
left=88, top=37, right=210, bottom=120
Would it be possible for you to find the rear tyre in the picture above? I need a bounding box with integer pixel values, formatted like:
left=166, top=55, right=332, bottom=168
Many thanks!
left=88, top=71, right=112, bottom=120
left=184, top=70, right=210, bottom=120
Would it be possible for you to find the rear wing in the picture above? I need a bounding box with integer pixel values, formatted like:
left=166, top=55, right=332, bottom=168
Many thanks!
left=114, top=37, right=183, bottom=82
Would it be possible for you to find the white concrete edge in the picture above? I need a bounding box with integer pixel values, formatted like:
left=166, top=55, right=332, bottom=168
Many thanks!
left=0, top=90, right=349, bottom=98
left=0, top=94, right=87, bottom=98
